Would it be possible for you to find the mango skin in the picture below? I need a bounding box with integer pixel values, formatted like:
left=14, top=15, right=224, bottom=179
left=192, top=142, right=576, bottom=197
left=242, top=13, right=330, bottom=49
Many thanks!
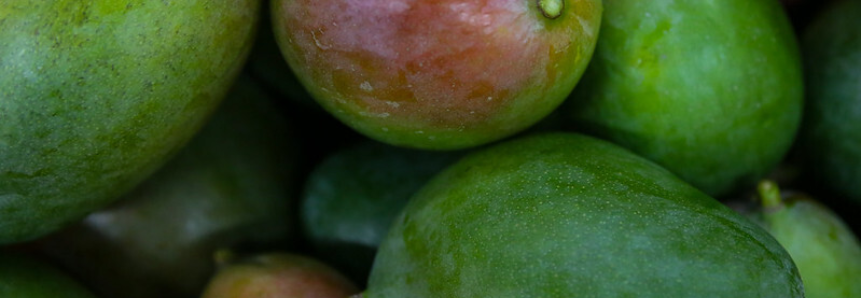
left=0, top=0, right=259, bottom=243
left=272, top=0, right=601, bottom=150
left=202, top=253, right=359, bottom=298
left=743, top=191, right=861, bottom=298
left=0, top=253, right=96, bottom=298
left=365, top=133, right=803, bottom=298
left=34, top=76, right=298, bottom=298
left=562, top=0, right=803, bottom=198
left=301, top=141, right=463, bottom=282
left=795, top=0, right=861, bottom=204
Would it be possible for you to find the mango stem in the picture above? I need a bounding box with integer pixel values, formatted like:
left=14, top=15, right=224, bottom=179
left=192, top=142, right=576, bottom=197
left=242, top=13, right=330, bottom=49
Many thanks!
left=537, top=0, right=564, bottom=19
left=757, top=180, right=783, bottom=210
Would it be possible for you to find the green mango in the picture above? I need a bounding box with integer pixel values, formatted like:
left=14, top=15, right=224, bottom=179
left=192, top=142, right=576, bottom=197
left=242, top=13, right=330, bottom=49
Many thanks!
left=201, top=252, right=359, bottom=298
left=35, top=76, right=298, bottom=298
left=301, top=141, right=463, bottom=282
left=0, top=0, right=260, bottom=243
left=0, top=253, right=96, bottom=298
left=795, top=0, right=861, bottom=204
left=363, top=132, right=803, bottom=298
left=272, top=0, right=602, bottom=150
left=740, top=181, right=861, bottom=298
left=562, top=0, right=803, bottom=198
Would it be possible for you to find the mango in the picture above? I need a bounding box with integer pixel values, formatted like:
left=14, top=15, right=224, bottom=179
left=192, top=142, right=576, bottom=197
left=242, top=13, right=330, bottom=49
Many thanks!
left=363, top=132, right=803, bottom=297
left=301, top=141, right=463, bottom=282
left=271, top=0, right=601, bottom=149
left=740, top=181, right=861, bottom=298
left=0, top=0, right=260, bottom=243
left=35, top=77, right=298, bottom=298
left=795, top=0, right=861, bottom=204
left=562, top=0, right=803, bottom=198
left=201, top=252, right=359, bottom=298
left=0, top=253, right=96, bottom=298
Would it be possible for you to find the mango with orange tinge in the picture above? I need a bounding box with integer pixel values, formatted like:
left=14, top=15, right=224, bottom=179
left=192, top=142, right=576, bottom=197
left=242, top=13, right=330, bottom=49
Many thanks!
left=271, top=0, right=602, bottom=149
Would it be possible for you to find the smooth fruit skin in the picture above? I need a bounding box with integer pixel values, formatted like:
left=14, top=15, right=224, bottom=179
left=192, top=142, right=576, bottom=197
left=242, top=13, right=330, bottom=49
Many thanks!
left=272, top=0, right=602, bottom=150
left=744, top=181, right=861, bottom=298
left=0, top=0, right=259, bottom=243
left=0, top=253, right=96, bottom=298
left=301, top=141, right=463, bottom=281
left=365, top=133, right=803, bottom=298
left=202, top=253, right=359, bottom=298
left=562, top=0, right=803, bottom=198
left=795, top=0, right=861, bottom=204
left=35, top=77, right=298, bottom=298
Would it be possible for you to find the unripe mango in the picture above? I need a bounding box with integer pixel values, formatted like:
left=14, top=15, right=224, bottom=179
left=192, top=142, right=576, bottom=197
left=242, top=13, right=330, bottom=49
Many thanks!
left=364, top=133, right=803, bottom=297
left=0, top=0, right=260, bottom=243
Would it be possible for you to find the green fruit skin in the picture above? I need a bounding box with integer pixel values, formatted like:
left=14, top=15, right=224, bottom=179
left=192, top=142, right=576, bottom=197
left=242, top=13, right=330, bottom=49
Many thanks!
left=272, top=0, right=602, bottom=150
left=35, top=77, right=298, bottom=298
left=747, top=193, right=861, bottom=298
left=563, top=0, right=803, bottom=198
left=0, top=0, right=260, bottom=243
left=301, top=141, right=463, bottom=281
left=0, top=253, right=96, bottom=298
left=202, top=253, right=359, bottom=298
left=796, top=0, right=861, bottom=203
left=365, top=133, right=803, bottom=298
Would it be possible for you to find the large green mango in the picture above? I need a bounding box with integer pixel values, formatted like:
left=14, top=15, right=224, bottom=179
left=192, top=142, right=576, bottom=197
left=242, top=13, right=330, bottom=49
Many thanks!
left=563, top=0, right=803, bottom=198
left=795, top=0, right=861, bottom=204
left=0, top=0, right=260, bottom=243
left=364, top=133, right=803, bottom=297
left=0, top=253, right=96, bottom=298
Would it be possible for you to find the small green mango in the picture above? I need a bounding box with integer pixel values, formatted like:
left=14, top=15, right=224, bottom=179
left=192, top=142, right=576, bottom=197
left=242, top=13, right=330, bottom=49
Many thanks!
left=201, top=252, right=359, bottom=298
left=562, top=0, right=803, bottom=198
left=364, top=133, right=802, bottom=297
left=795, top=0, right=861, bottom=204
left=301, top=141, right=463, bottom=282
left=741, top=181, right=861, bottom=298
left=0, top=253, right=96, bottom=298
left=35, top=77, right=298, bottom=298
left=0, top=0, right=260, bottom=243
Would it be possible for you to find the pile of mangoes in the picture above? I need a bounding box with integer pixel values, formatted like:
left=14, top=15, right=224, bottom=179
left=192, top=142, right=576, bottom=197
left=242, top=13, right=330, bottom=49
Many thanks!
left=1, top=0, right=860, bottom=297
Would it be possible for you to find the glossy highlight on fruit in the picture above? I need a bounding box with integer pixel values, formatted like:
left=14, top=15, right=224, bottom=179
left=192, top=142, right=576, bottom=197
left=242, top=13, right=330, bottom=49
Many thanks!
left=0, top=0, right=260, bottom=244
left=563, top=0, right=803, bottom=198
left=365, top=132, right=803, bottom=298
left=272, top=0, right=602, bottom=149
